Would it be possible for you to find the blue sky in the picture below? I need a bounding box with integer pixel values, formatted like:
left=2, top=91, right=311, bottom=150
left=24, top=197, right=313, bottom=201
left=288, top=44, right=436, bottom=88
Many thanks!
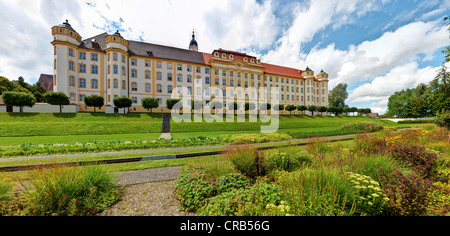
left=0, top=0, right=448, bottom=114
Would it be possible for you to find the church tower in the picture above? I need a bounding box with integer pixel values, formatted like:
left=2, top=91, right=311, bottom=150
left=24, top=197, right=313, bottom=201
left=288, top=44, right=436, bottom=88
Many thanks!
left=189, top=30, right=198, bottom=52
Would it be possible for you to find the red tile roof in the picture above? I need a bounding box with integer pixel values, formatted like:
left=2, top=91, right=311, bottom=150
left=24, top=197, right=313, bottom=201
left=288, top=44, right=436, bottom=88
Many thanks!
left=262, top=63, right=304, bottom=79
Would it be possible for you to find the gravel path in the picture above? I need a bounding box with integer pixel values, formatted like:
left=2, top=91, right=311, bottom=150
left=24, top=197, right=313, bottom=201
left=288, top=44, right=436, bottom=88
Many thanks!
left=101, top=166, right=187, bottom=216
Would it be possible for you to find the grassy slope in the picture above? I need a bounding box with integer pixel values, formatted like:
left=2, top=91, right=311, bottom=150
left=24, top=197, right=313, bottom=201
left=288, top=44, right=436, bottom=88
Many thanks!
left=0, top=113, right=402, bottom=146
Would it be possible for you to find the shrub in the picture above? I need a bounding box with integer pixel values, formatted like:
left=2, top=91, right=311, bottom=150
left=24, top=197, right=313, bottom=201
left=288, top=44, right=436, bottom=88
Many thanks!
left=22, top=165, right=121, bottom=216
left=266, top=147, right=311, bottom=172
left=434, top=110, right=450, bottom=129
left=174, top=166, right=216, bottom=212
left=197, top=182, right=282, bottom=216
left=225, top=133, right=292, bottom=145
left=216, top=172, right=250, bottom=194
left=341, top=121, right=383, bottom=132
left=387, top=143, right=438, bottom=178
left=354, top=134, right=387, bottom=155
left=224, top=145, right=268, bottom=179
left=277, top=168, right=357, bottom=216
left=346, top=172, right=389, bottom=216
left=379, top=169, right=433, bottom=216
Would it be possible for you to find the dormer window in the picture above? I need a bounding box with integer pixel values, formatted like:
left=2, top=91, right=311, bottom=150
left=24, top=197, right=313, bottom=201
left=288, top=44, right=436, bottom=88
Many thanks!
left=244, top=57, right=248, bottom=62
left=214, top=52, right=219, bottom=57
left=222, top=53, right=226, bottom=58
left=230, top=54, right=234, bottom=59
left=250, top=59, right=254, bottom=63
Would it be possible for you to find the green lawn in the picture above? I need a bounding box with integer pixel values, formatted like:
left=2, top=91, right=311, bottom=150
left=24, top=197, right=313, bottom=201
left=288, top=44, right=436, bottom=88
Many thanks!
left=0, top=113, right=406, bottom=146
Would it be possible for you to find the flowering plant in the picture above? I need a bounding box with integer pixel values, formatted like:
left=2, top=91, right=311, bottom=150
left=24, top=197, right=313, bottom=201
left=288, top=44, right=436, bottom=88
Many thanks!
left=347, top=172, right=389, bottom=216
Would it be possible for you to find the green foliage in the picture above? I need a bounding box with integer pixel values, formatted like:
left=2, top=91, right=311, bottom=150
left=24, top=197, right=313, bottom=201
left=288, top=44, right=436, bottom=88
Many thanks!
left=84, top=95, right=104, bottom=112
left=166, top=99, right=181, bottom=110
left=266, top=147, right=312, bottom=172
left=277, top=168, right=357, bottom=216
left=44, top=92, right=70, bottom=113
left=244, top=102, right=255, bottom=111
left=174, top=166, right=216, bottom=212
left=260, top=103, right=271, bottom=111
left=113, top=96, right=132, bottom=113
left=340, top=121, right=384, bottom=132
left=285, top=105, right=296, bottom=114
left=224, top=145, right=268, bottom=180
left=434, top=110, right=450, bottom=129
left=216, top=172, right=250, bottom=194
left=142, top=97, right=159, bottom=112
left=347, top=172, right=389, bottom=216
left=329, top=83, right=348, bottom=107
left=16, top=165, right=121, bottom=216
left=1, top=91, right=36, bottom=112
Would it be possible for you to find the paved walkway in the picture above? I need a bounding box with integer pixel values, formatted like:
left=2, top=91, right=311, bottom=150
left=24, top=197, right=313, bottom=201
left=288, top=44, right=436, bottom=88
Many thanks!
left=116, top=166, right=181, bottom=186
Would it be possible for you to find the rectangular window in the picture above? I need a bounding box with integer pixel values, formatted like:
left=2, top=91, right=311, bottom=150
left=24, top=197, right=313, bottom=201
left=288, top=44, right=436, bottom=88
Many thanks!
left=168, top=85, right=173, bottom=93
left=113, top=53, right=118, bottom=61
left=177, top=64, right=183, bottom=71
left=215, top=79, right=219, bottom=85
left=177, top=74, right=183, bottom=82
left=69, top=76, right=75, bottom=86
left=91, top=79, right=98, bottom=89
left=79, top=64, right=86, bottom=73
left=157, top=72, right=162, bottom=80
left=122, top=66, right=126, bottom=76
left=132, top=97, right=137, bottom=104
left=167, top=63, right=172, bottom=69
left=187, top=75, right=192, bottom=83
left=215, top=69, right=219, bottom=75
left=145, top=71, right=151, bottom=79
left=113, top=65, right=118, bottom=74
left=70, top=93, right=75, bottom=100
left=122, top=55, right=126, bottom=63
left=122, top=80, right=126, bottom=90
left=157, top=84, right=162, bottom=93
left=131, top=59, right=137, bottom=66
left=79, top=52, right=86, bottom=60
left=69, top=48, right=74, bottom=57
left=167, top=73, right=173, bottom=81
left=91, top=65, right=98, bottom=74
left=145, top=83, right=151, bottom=92
left=145, top=60, right=151, bottom=67
left=205, top=68, right=210, bottom=74
left=205, top=77, right=210, bottom=84
left=69, top=61, right=74, bottom=71
left=79, top=94, right=85, bottom=102
left=196, top=67, right=201, bottom=73
left=91, top=53, right=98, bottom=61
left=131, top=82, right=137, bottom=91
left=131, top=69, right=137, bottom=78
left=157, top=61, right=162, bottom=68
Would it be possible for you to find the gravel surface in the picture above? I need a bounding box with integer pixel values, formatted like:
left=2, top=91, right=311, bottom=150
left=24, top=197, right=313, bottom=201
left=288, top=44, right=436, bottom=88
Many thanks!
left=100, top=181, right=187, bottom=216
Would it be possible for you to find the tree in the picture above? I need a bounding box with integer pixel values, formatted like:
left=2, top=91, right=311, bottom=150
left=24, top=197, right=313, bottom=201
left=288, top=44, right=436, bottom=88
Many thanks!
left=244, top=102, right=255, bottom=111
left=318, top=106, right=328, bottom=115
left=2, top=91, right=36, bottom=112
left=142, top=98, right=159, bottom=113
left=285, top=105, right=296, bottom=115
left=0, top=76, right=29, bottom=95
left=166, top=98, right=181, bottom=110
left=44, top=92, right=70, bottom=113
left=308, top=105, right=317, bottom=116
left=327, top=106, right=335, bottom=116
left=260, top=103, right=271, bottom=111
left=275, top=104, right=284, bottom=112
left=13, top=77, right=47, bottom=102
left=297, top=105, right=307, bottom=115
left=228, top=102, right=238, bottom=113
left=210, top=100, right=223, bottom=114
left=113, top=96, right=132, bottom=114
left=443, top=16, right=450, bottom=63
left=84, top=95, right=104, bottom=113
left=329, top=83, right=348, bottom=107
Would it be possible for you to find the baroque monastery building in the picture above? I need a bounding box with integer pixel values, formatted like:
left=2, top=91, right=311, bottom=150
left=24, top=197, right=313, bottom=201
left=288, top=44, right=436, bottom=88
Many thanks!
left=51, top=20, right=329, bottom=113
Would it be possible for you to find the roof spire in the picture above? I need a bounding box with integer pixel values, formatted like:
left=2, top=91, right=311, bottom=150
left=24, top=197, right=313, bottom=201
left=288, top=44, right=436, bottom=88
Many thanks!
left=189, top=28, right=198, bottom=51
